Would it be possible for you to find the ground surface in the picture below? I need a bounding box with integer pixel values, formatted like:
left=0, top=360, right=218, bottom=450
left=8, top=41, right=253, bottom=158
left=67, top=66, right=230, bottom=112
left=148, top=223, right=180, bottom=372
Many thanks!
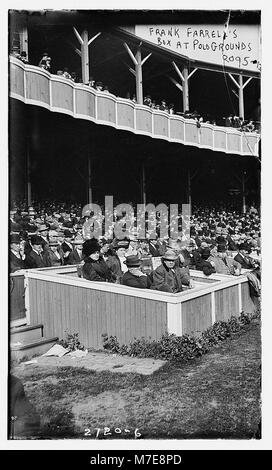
left=11, top=318, right=261, bottom=440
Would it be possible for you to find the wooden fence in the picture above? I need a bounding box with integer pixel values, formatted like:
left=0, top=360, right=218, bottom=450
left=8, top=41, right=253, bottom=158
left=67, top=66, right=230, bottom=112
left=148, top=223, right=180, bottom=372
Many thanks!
left=22, top=267, right=256, bottom=349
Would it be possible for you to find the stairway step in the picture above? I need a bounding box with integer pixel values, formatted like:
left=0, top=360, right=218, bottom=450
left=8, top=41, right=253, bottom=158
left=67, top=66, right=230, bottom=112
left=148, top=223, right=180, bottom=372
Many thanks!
left=10, top=324, right=44, bottom=343
left=10, top=336, right=59, bottom=362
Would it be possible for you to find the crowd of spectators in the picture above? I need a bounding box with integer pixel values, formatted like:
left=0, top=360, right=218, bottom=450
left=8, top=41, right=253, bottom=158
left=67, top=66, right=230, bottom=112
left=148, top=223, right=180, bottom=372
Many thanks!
left=9, top=200, right=261, bottom=296
left=10, top=48, right=260, bottom=133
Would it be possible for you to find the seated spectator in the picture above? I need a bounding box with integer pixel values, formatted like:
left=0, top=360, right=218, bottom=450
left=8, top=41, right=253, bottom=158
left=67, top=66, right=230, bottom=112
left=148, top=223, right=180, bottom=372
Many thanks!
left=56, top=70, right=64, bottom=76
left=103, top=85, right=110, bottom=93
left=25, top=235, right=48, bottom=268
left=234, top=243, right=257, bottom=269
left=207, top=244, right=241, bottom=275
left=159, top=100, right=168, bottom=112
left=151, top=249, right=191, bottom=293
left=70, top=72, right=77, bottom=82
left=62, top=230, right=74, bottom=264
left=38, top=52, right=51, bottom=72
left=168, top=103, right=175, bottom=115
left=198, top=248, right=216, bottom=275
left=122, top=255, right=152, bottom=288
left=10, top=46, right=21, bottom=59
left=144, top=95, right=152, bottom=107
left=62, top=67, right=72, bottom=79
left=225, top=114, right=234, bottom=127
left=82, top=238, right=115, bottom=282
left=10, top=234, right=25, bottom=273
left=88, top=76, right=95, bottom=87
left=20, top=51, right=28, bottom=64
left=106, top=239, right=129, bottom=283
left=233, top=115, right=242, bottom=128
left=44, top=240, right=64, bottom=267
left=66, top=238, right=83, bottom=265
left=95, top=81, right=104, bottom=91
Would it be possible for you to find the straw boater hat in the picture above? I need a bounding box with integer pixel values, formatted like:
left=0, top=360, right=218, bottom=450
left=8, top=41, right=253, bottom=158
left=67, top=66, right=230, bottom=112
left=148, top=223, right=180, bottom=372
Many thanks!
left=162, top=249, right=178, bottom=261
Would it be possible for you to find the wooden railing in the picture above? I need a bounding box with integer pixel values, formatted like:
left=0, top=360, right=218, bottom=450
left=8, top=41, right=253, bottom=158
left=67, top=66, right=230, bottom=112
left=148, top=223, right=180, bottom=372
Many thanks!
left=22, top=266, right=256, bottom=349
left=9, top=57, right=260, bottom=157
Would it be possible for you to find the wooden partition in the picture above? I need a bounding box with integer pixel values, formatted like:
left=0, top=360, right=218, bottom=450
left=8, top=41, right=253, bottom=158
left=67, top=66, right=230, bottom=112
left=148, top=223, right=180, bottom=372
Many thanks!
left=9, top=57, right=260, bottom=157
left=10, top=272, right=27, bottom=326
left=21, top=266, right=256, bottom=349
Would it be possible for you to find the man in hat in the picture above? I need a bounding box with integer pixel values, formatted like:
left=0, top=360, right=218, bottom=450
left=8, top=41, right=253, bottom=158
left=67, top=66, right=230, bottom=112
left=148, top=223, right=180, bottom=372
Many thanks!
left=234, top=243, right=257, bottom=270
left=106, top=239, right=129, bottom=283
left=95, top=81, right=104, bottom=91
left=25, top=236, right=48, bottom=269
left=43, top=240, right=64, bottom=267
left=122, top=255, right=152, bottom=289
left=207, top=244, right=241, bottom=276
left=66, top=238, right=84, bottom=265
left=10, top=234, right=25, bottom=273
left=151, top=249, right=191, bottom=293
left=37, top=224, right=50, bottom=252
left=62, top=230, right=74, bottom=264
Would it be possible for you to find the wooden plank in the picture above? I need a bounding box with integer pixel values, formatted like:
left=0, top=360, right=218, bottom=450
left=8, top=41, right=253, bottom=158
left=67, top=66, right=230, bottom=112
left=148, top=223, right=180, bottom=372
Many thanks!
left=214, top=129, right=227, bottom=150
left=136, top=108, right=152, bottom=133
left=215, top=285, right=240, bottom=322
left=200, top=126, right=213, bottom=147
left=10, top=275, right=25, bottom=322
left=51, top=81, right=73, bottom=111
left=184, top=121, right=199, bottom=144
left=153, top=114, right=169, bottom=137
left=227, top=133, right=241, bottom=154
left=97, top=96, right=116, bottom=123
left=241, top=281, right=256, bottom=314
left=75, top=89, right=95, bottom=117
left=116, top=102, right=135, bottom=128
left=170, top=118, right=185, bottom=141
left=26, top=71, right=50, bottom=104
left=182, top=294, right=212, bottom=336
left=10, top=63, right=24, bottom=96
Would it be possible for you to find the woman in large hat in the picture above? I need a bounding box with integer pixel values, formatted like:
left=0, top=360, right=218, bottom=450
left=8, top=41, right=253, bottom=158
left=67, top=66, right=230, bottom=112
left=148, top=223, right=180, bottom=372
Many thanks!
left=81, top=239, right=115, bottom=282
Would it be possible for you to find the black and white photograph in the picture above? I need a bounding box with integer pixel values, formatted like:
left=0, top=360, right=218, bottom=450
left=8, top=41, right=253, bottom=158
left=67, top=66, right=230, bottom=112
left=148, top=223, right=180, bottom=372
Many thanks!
left=2, top=1, right=271, bottom=452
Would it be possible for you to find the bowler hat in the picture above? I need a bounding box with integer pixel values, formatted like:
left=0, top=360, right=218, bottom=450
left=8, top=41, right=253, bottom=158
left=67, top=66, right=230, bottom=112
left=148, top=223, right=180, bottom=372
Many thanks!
left=124, top=255, right=142, bottom=267
left=239, top=243, right=251, bottom=252
left=64, top=230, right=73, bottom=238
left=10, top=234, right=21, bottom=244
left=31, top=235, right=43, bottom=245
left=162, top=249, right=178, bottom=261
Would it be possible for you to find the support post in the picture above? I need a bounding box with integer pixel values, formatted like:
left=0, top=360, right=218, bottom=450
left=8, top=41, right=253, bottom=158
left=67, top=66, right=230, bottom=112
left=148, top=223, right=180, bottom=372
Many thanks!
left=26, top=143, right=31, bottom=206
left=20, top=25, right=28, bottom=58
left=81, top=30, right=89, bottom=84
left=242, top=171, right=246, bottom=214
left=187, top=167, right=192, bottom=208
left=135, top=48, right=143, bottom=105
left=142, top=161, right=146, bottom=205
left=182, top=65, right=189, bottom=112
left=239, top=74, right=244, bottom=120
left=87, top=149, right=93, bottom=205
